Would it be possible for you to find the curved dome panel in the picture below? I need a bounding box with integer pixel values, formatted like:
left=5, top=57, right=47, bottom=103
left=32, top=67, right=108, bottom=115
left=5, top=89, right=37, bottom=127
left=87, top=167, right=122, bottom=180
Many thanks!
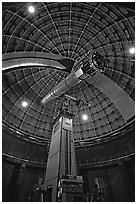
left=2, top=2, right=135, bottom=142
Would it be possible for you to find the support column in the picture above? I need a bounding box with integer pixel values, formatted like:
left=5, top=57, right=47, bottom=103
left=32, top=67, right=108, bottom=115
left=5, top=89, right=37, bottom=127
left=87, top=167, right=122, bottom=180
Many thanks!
left=43, top=98, right=84, bottom=201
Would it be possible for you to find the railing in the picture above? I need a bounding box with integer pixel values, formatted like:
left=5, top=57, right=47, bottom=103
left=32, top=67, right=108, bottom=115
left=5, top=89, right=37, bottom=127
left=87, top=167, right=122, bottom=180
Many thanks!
left=75, top=119, right=134, bottom=147
left=2, top=122, right=51, bottom=146
left=78, top=152, right=135, bottom=168
left=2, top=152, right=46, bottom=167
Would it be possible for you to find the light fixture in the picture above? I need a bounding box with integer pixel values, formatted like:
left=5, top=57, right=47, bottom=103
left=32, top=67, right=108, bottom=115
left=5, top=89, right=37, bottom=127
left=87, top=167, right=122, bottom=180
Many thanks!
left=28, top=5, right=35, bottom=13
left=22, top=101, right=28, bottom=108
left=82, top=114, right=88, bottom=121
left=129, top=47, right=135, bottom=54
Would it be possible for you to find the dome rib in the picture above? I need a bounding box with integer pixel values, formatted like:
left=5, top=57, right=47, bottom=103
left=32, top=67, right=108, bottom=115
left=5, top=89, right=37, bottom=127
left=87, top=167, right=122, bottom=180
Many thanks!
left=2, top=2, right=135, bottom=143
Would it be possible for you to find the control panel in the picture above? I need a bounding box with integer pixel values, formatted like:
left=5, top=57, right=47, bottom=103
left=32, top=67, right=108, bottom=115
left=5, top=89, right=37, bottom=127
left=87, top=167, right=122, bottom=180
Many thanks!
left=58, top=175, right=84, bottom=201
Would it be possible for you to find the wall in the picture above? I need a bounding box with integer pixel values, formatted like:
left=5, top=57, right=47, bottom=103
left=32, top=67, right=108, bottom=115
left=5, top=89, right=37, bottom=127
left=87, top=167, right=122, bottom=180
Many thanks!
left=2, top=158, right=46, bottom=202
left=76, top=127, right=134, bottom=165
left=2, top=161, right=15, bottom=201
left=2, top=126, right=48, bottom=202
left=80, top=158, right=135, bottom=202
left=76, top=126, right=135, bottom=202
left=2, top=127, right=48, bottom=164
left=2, top=124, right=134, bottom=202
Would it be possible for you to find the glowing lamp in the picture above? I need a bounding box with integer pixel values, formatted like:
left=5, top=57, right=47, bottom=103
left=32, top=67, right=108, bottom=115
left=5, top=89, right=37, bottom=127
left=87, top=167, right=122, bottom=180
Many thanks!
left=129, top=47, right=135, bottom=54
left=28, top=5, right=35, bottom=13
left=22, top=101, right=28, bottom=107
left=82, top=114, right=88, bottom=121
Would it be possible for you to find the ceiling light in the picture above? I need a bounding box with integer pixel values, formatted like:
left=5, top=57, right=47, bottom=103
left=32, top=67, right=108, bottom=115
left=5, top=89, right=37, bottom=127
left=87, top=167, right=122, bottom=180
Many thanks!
left=28, top=5, right=35, bottom=13
left=82, top=114, right=88, bottom=121
left=22, top=101, right=28, bottom=107
left=129, top=47, right=135, bottom=54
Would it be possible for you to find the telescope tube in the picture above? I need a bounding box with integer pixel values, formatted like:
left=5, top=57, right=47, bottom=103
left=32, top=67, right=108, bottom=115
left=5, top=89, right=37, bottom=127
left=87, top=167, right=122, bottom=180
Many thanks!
left=41, top=52, right=106, bottom=105
left=41, top=68, right=83, bottom=104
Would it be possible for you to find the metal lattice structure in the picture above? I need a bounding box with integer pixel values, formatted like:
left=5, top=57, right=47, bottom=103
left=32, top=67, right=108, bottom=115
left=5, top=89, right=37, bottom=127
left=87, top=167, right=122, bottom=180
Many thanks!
left=2, top=2, right=135, bottom=144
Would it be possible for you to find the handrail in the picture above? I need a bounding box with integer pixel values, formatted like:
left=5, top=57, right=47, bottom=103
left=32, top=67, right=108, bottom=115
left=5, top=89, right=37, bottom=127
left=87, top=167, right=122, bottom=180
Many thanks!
left=2, top=152, right=46, bottom=167
left=78, top=152, right=135, bottom=168
left=75, top=119, right=134, bottom=147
